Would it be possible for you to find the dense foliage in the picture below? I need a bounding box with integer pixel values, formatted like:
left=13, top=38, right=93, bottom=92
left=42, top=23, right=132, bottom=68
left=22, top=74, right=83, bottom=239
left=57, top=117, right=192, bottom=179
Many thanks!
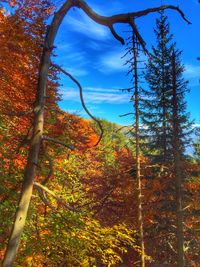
left=0, top=2, right=199, bottom=267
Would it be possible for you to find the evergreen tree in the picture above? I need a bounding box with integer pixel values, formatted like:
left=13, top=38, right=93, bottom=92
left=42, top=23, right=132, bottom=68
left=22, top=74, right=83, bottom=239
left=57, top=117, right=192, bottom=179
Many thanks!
left=140, top=16, right=177, bottom=263
left=170, top=49, right=192, bottom=157
left=141, top=11, right=192, bottom=267
left=141, top=12, right=174, bottom=164
left=171, top=49, right=192, bottom=267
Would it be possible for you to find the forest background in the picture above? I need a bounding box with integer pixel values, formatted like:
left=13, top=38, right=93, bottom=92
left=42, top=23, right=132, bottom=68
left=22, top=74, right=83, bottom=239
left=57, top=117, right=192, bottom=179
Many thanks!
left=0, top=0, right=199, bottom=267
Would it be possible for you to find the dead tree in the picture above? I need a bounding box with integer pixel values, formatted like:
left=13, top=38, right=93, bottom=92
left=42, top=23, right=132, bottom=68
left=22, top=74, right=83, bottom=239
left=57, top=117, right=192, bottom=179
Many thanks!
left=2, top=1, right=190, bottom=266
left=123, top=30, right=146, bottom=266
left=133, top=35, right=145, bottom=267
left=171, top=50, right=184, bottom=267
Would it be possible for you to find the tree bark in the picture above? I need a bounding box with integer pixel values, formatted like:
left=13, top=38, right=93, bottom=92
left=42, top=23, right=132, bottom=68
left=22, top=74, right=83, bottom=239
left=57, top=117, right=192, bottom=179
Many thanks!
left=171, top=51, right=185, bottom=267
left=2, top=1, right=72, bottom=266
left=133, top=33, right=145, bottom=267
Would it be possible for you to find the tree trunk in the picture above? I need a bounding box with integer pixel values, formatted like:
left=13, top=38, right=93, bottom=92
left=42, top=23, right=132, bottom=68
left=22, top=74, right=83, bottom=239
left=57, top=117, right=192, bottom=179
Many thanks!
left=2, top=2, right=72, bottom=266
left=171, top=51, right=184, bottom=267
left=133, top=33, right=145, bottom=267
left=161, top=49, right=167, bottom=163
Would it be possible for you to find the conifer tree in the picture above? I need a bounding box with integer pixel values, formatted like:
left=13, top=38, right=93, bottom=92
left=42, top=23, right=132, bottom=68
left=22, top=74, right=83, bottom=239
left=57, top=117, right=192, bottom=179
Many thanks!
left=140, top=15, right=177, bottom=263
left=141, top=12, right=174, bottom=164
left=171, top=49, right=192, bottom=267
left=142, top=11, right=192, bottom=266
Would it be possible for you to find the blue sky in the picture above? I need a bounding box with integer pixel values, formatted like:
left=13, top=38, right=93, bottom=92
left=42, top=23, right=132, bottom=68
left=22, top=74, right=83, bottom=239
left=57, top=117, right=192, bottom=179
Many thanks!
left=53, top=0, right=200, bottom=126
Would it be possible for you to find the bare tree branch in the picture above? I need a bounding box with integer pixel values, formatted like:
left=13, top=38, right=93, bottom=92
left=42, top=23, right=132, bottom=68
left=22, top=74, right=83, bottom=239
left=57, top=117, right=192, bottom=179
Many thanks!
left=109, top=25, right=125, bottom=44
left=70, top=1, right=191, bottom=46
left=34, top=182, right=79, bottom=212
left=42, top=135, right=75, bottom=150
left=2, top=110, right=33, bottom=117
left=36, top=186, right=56, bottom=211
left=119, top=112, right=134, bottom=117
left=53, top=64, right=103, bottom=146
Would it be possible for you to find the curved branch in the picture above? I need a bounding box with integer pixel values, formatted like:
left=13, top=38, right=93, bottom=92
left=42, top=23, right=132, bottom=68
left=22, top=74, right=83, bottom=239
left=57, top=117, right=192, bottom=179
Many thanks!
left=53, top=64, right=103, bottom=146
left=76, top=1, right=191, bottom=25
left=2, top=109, right=33, bottom=117
left=46, top=1, right=191, bottom=52
left=109, top=25, right=125, bottom=45
left=70, top=1, right=191, bottom=45
left=34, top=182, right=79, bottom=212
left=119, top=112, right=134, bottom=117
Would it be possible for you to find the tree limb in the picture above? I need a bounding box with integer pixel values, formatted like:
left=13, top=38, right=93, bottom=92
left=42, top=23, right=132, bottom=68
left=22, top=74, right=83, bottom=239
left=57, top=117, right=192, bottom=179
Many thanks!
left=119, top=112, right=134, bottom=117
left=42, top=135, right=75, bottom=150
left=2, top=110, right=33, bottom=117
left=69, top=1, right=191, bottom=46
left=34, top=182, right=79, bottom=212
left=53, top=64, right=103, bottom=146
left=109, top=25, right=125, bottom=44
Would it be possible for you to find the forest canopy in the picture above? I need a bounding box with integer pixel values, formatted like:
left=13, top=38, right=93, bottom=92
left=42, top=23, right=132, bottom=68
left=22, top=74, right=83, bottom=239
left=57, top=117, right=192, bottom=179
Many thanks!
left=0, top=1, right=199, bottom=267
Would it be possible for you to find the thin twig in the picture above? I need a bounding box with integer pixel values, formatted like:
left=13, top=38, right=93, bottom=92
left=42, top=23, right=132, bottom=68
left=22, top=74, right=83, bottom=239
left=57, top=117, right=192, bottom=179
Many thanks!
left=2, top=110, right=33, bottom=117
left=42, top=135, right=75, bottom=150
left=119, top=112, right=134, bottom=117
left=53, top=64, right=103, bottom=146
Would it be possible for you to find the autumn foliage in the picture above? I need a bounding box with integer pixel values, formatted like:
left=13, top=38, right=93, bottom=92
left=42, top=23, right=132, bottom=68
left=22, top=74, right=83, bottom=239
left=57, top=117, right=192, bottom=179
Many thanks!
left=0, top=1, right=199, bottom=267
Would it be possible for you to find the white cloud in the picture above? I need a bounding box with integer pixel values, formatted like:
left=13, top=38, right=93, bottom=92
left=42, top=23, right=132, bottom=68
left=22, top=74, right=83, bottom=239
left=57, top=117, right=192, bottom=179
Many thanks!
left=184, top=64, right=200, bottom=78
left=60, top=87, right=131, bottom=104
left=85, top=87, right=121, bottom=93
left=85, top=92, right=130, bottom=104
left=56, top=43, right=73, bottom=51
left=87, top=40, right=105, bottom=51
left=56, top=50, right=89, bottom=66
left=96, top=49, right=126, bottom=73
left=63, top=67, right=89, bottom=77
left=65, top=9, right=110, bottom=41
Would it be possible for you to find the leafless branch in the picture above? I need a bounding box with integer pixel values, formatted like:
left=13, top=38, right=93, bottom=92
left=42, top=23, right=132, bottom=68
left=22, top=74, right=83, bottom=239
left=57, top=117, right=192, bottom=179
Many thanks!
left=119, top=112, right=134, bottom=117
left=34, top=182, right=79, bottom=212
left=36, top=186, right=56, bottom=211
left=42, top=135, right=75, bottom=150
left=116, top=125, right=134, bottom=133
left=2, top=110, right=33, bottom=117
left=66, top=1, right=191, bottom=47
left=52, top=64, right=103, bottom=146
left=109, top=24, right=125, bottom=44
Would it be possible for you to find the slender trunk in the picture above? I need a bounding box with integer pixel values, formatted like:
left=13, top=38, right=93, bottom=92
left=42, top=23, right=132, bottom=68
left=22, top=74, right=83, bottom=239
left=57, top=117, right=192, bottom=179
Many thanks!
left=2, top=53, right=48, bottom=267
left=171, top=51, right=184, bottom=267
left=133, top=34, right=145, bottom=267
left=161, top=54, right=167, bottom=163
left=2, top=2, right=72, bottom=266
